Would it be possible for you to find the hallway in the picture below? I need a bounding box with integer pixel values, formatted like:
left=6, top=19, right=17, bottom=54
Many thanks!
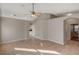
left=0, top=38, right=79, bottom=55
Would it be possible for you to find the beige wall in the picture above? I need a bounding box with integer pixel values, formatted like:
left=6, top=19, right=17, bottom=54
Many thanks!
left=0, top=17, right=1, bottom=42
left=0, top=17, right=30, bottom=43
left=0, top=6, right=1, bottom=42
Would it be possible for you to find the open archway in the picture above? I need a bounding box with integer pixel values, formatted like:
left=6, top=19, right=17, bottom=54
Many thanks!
left=64, top=17, right=79, bottom=44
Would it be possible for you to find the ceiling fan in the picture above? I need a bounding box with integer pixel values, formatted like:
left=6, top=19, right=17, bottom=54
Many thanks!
left=21, top=3, right=79, bottom=19
left=23, top=3, right=40, bottom=17
left=30, top=3, right=40, bottom=17
left=30, top=3, right=79, bottom=19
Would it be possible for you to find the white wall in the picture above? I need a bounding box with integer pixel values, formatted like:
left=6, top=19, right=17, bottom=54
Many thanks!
left=34, top=20, right=48, bottom=40
left=48, top=16, right=79, bottom=45
left=0, top=17, right=29, bottom=43
left=29, top=25, right=35, bottom=37
left=25, top=21, right=30, bottom=39
left=33, top=14, right=66, bottom=45
left=33, top=14, right=49, bottom=40
left=48, top=17, right=66, bottom=45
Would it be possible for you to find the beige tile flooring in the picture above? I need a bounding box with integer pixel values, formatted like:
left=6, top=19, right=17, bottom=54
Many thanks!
left=0, top=38, right=79, bottom=55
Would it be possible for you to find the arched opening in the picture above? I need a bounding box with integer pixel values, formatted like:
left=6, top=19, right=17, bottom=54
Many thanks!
left=64, top=18, right=79, bottom=44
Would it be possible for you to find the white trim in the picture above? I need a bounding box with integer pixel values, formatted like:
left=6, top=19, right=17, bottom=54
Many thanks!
left=49, top=39, right=64, bottom=45
left=34, top=36, right=64, bottom=45
left=0, top=15, right=25, bottom=20
left=0, top=15, right=35, bottom=21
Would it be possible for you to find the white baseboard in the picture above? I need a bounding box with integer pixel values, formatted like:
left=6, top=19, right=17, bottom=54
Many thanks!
left=0, top=38, right=27, bottom=44
left=0, top=36, right=64, bottom=45
left=34, top=36, right=64, bottom=45
left=49, top=39, right=64, bottom=45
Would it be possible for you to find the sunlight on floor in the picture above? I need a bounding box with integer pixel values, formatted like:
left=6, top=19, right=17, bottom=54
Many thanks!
left=37, top=49, right=61, bottom=54
left=14, top=48, right=37, bottom=52
left=14, top=48, right=61, bottom=55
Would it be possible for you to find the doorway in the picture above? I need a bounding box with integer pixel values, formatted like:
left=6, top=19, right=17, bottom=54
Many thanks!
left=64, top=18, right=79, bottom=44
left=70, top=24, right=79, bottom=41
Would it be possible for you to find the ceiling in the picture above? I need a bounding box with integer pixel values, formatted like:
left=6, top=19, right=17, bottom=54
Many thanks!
left=0, top=3, right=79, bottom=21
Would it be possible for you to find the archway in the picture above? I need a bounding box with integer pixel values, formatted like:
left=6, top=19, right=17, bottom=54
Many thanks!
left=64, top=18, right=79, bottom=44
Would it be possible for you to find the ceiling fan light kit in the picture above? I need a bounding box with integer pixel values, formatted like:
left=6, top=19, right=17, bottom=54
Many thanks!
left=31, top=3, right=40, bottom=17
left=31, top=11, right=36, bottom=16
